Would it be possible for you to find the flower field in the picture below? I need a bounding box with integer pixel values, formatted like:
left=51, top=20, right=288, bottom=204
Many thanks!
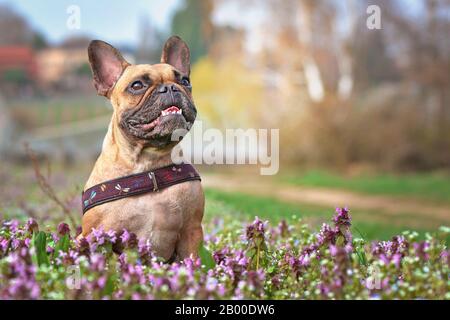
left=0, top=208, right=448, bottom=300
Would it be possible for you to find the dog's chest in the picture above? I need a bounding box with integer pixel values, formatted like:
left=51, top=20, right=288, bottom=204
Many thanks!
left=87, top=180, right=203, bottom=237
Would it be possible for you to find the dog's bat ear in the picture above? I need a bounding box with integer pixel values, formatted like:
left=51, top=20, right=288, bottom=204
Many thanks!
left=161, top=36, right=190, bottom=76
left=88, top=40, right=130, bottom=97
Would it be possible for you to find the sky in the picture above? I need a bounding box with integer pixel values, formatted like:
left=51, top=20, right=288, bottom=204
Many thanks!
left=0, top=0, right=423, bottom=50
left=0, top=0, right=183, bottom=46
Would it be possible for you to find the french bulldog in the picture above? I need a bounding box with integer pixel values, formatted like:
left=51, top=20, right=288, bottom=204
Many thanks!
left=81, top=36, right=204, bottom=262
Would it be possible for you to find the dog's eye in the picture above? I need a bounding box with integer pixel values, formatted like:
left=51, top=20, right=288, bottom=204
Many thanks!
left=130, top=81, right=144, bottom=91
left=181, top=77, right=190, bottom=87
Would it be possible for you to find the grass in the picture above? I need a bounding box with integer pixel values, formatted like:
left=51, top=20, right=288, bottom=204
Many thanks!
left=9, top=95, right=110, bottom=128
left=279, top=169, right=450, bottom=205
left=1, top=161, right=447, bottom=242
left=204, top=188, right=437, bottom=241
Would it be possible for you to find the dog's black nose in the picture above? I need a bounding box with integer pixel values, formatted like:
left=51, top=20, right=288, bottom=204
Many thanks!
left=157, top=84, right=179, bottom=94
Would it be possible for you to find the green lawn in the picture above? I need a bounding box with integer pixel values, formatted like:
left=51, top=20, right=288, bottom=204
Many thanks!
left=9, top=95, right=110, bottom=128
left=279, top=170, right=450, bottom=205
left=1, top=160, right=447, bottom=242
left=204, top=188, right=437, bottom=241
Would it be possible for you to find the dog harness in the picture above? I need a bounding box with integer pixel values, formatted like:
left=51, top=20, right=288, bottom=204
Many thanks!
left=81, top=163, right=201, bottom=214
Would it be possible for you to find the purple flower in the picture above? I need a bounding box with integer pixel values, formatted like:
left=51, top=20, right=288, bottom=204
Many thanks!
left=299, top=253, right=310, bottom=267
left=413, top=241, right=430, bottom=261
left=90, top=253, right=106, bottom=272
left=0, top=238, right=10, bottom=254
left=90, top=228, right=105, bottom=245
left=25, top=218, right=39, bottom=234
left=440, top=250, right=449, bottom=266
left=205, top=276, right=218, bottom=291
left=0, top=250, right=40, bottom=299
left=106, top=230, right=117, bottom=243
left=391, top=253, right=402, bottom=268
left=333, top=207, right=351, bottom=228
left=119, top=229, right=138, bottom=248
left=317, top=223, right=338, bottom=245
left=244, top=269, right=265, bottom=295
left=118, top=253, right=127, bottom=266
left=46, top=246, right=54, bottom=254
left=276, top=220, right=290, bottom=237
left=76, top=237, right=90, bottom=256
left=121, top=229, right=131, bottom=243
left=11, top=239, right=21, bottom=250
left=3, top=220, right=20, bottom=233
left=137, top=239, right=154, bottom=264
left=0, top=206, right=448, bottom=300
left=57, top=223, right=70, bottom=236
left=96, top=276, right=107, bottom=289
left=245, top=217, right=267, bottom=243
left=330, top=244, right=338, bottom=256
left=372, top=235, right=408, bottom=268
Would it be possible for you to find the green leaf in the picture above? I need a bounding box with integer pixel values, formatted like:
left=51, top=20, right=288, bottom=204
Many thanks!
left=355, top=248, right=367, bottom=266
left=54, top=234, right=70, bottom=255
left=33, top=231, right=49, bottom=266
left=246, top=247, right=256, bottom=258
left=102, top=274, right=117, bottom=297
left=336, top=235, right=345, bottom=246
left=267, top=265, right=275, bottom=273
left=198, top=244, right=215, bottom=271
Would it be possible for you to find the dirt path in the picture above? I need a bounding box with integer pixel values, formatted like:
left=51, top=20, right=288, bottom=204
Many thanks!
left=202, top=174, right=450, bottom=224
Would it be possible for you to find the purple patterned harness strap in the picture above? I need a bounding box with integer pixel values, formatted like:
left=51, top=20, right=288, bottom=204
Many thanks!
left=82, top=163, right=201, bottom=214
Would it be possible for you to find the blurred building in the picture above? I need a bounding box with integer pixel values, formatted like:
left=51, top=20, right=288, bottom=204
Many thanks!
left=36, top=47, right=89, bottom=91
left=0, top=46, right=38, bottom=97
left=0, top=46, right=38, bottom=78
left=36, top=40, right=135, bottom=93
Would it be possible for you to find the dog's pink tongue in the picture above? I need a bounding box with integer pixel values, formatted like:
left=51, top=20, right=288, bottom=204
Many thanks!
left=165, top=106, right=180, bottom=112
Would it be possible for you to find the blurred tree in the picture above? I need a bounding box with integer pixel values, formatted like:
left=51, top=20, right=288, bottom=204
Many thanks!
left=2, top=69, right=29, bottom=84
left=75, top=63, right=92, bottom=76
left=0, top=5, right=34, bottom=45
left=169, top=0, right=450, bottom=170
left=351, top=18, right=400, bottom=90
left=0, top=5, right=48, bottom=51
left=170, top=0, right=214, bottom=63
left=381, top=0, right=450, bottom=166
left=136, top=14, right=165, bottom=63
left=224, top=0, right=450, bottom=170
left=191, top=56, right=263, bottom=127
left=60, top=36, right=91, bottom=49
left=31, top=31, right=48, bottom=50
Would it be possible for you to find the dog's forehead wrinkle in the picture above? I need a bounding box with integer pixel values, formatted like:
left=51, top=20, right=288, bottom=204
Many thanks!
left=118, top=64, right=177, bottom=88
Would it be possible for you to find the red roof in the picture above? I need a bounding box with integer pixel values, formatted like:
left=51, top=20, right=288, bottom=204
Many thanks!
left=0, top=46, right=38, bottom=79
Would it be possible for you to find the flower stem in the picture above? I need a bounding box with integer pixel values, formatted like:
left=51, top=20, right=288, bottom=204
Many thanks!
left=256, top=244, right=260, bottom=270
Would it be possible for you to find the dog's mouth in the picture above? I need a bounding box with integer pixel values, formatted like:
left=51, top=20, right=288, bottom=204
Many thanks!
left=132, top=105, right=184, bottom=132
left=121, top=98, right=196, bottom=148
left=119, top=87, right=196, bottom=148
